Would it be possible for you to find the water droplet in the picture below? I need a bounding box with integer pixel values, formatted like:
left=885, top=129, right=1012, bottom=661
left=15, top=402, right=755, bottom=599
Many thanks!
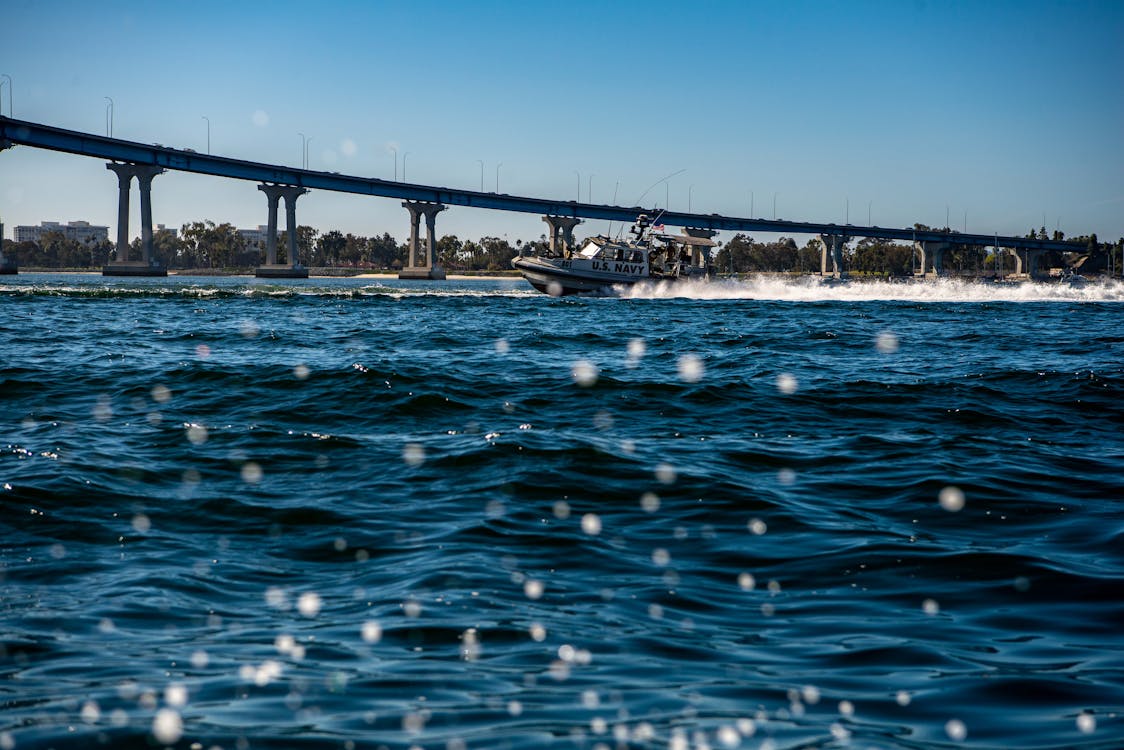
left=571, top=359, right=599, bottom=387
left=802, top=685, right=821, bottom=704
left=738, top=572, right=756, bottom=591
left=1077, top=712, right=1096, bottom=734
left=152, top=708, right=183, bottom=744
left=185, top=424, right=208, bottom=445
left=923, top=598, right=940, bottom=615
left=241, top=462, right=263, bottom=484
left=81, top=700, right=100, bottom=724
left=747, top=518, right=767, bottom=535
left=494, top=338, right=510, bottom=354
left=625, top=338, right=647, bottom=368
left=677, top=353, right=704, bottom=383
left=529, top=623, right=547, bottom=641
left=239, top=320, right=260, bottom=338
left=876, top=331, right=900, bottom=353
left=165, top=683, right=187, bottom=707
left=293, top=364, right=310, bottom=380
left=403, top=443, right=426, bottom=467
left=716, top=724, right=740, bottom=747
left=297, top=592, right=321, bottom=617
left=151, top=384, right=172, bottom=403
left=546, top=280, right=564, bottom=297
left=945, top=718, right=967, bottom=741
left=195, top=343, right=211, bottom=359
left=651, top=548, right=671, bottom=566
left=895, top=690, right=911, bottom=706
left=776, top=373, right=798, bottom=395
left=93, top=395, right=112, bottom=422
left=131, top=514, right=151, bottom=534
left=655, top=463, right=677, bottom=485
left=252, top=110, right=270, bottom=127
left=190, top=650, right=209, bottom=669
left=553, top=500, right=571, bottom=519
left=524, top=579, right=544, bottom=600
left=939, top=486, right=965, bottom=512
left=361, top=620, right=382, bottom=643
left=581, top=513, right=602, bottom=535
left=640, top=492, right=660, bottom=513
left=838, top=700, right=854, bottom=717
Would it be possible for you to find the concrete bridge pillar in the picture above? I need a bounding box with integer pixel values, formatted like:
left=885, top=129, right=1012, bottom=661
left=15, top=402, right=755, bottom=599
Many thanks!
left=104, top=162, right=167, bottom=276
left=256, top=184, right=309, bottom=278
left=542, top=215, right=583, bottom=257
left=0, top=218, right=16, bottom=274
left=399, top=201, right=447, bottom=280
left=913, top=241, right=951, bottom=278
left=1013, top=248, right=1046, bottom=279
left=818, top=234, right=849, bottom=278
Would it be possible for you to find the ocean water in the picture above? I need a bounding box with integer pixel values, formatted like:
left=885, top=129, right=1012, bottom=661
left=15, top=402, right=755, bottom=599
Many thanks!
left=2, top=273, right=1123, bottom=750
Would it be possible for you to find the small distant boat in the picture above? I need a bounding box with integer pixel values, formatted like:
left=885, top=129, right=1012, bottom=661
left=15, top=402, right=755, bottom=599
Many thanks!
left=512, top=214, right=715, bottom=295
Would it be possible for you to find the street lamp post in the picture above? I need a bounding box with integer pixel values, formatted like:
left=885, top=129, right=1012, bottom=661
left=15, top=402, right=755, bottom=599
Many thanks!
left=403, top=152, right=410, bottom=182
left=390, top=147, right=398, bottom=181
left=868, top=200, right=872, bottom=226
left=0, top=74, right=11, bottom=117
left=750, top=190, right=754, bottom=218
left=298, top=132, right=308, bottom=168
left=496, top=162, right=503, bottom=193
left=574, top=170, right=581, bottom=202
left=104, top=96, right=114, bottom=137
left=305, top=136, right=312, bottom=170
left=689, top=184, right=694, bottom=213
left=476, top=160, right=484, bottom=191
left=773, top=192, right=778, bottom=220
left=588, top=174, right=594, bottom=204
left=201, top=116, right=210, bottom=154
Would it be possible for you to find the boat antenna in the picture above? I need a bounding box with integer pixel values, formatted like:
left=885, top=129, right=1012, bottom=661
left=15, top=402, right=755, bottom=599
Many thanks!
left=618, top=170, right=684, bottom=239
left=633, top=169, right=685, bottom=208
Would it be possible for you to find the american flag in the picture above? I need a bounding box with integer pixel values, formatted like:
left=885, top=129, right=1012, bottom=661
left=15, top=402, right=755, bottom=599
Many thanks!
left=652, top=223, right=665, bottom=232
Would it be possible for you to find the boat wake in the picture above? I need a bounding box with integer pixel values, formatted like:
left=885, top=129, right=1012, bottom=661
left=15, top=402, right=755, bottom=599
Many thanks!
left=617, top=276, right=1124, bottom=303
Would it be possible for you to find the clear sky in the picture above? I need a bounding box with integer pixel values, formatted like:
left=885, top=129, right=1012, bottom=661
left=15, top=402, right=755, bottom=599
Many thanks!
left=2, top=0, right=1122, bottom=246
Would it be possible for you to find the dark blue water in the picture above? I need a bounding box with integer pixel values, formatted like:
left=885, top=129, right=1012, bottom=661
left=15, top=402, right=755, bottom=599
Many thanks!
left=2, top=273, right=1123, bottom=750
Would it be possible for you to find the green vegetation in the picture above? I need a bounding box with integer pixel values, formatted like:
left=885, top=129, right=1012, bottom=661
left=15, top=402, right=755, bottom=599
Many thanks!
left=7, top=221, right=1122, bottom=277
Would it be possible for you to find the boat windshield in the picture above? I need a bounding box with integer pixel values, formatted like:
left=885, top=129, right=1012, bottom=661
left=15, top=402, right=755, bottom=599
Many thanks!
left=578, top=241, right=603, bottom=259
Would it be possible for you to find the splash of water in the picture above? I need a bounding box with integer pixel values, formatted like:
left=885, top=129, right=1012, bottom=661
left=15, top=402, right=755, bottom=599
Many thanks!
left=617, top=276, right=1124, bottom=302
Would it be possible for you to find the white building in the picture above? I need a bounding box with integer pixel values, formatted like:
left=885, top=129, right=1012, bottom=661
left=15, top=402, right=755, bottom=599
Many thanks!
left=14, top=220, right=110, bottom=244
left=238, top=225, right=276, bottom=249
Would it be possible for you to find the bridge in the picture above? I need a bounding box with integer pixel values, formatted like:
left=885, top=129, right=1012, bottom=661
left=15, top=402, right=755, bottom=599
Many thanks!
left=1, top=116, right=1083, bottom=279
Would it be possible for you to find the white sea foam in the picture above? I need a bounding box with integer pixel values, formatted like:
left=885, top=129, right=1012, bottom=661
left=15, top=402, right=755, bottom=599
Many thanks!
left=617, top=276, right=1124, bottom=302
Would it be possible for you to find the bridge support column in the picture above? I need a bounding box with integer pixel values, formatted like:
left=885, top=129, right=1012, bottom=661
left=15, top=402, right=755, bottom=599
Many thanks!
left=542, top=215, right=582, bottom=257
left=1012, top=248, right=1046, bottom=279
left=683, top=227, right=718, bottom=272
left=818, top=234, right=849, bottom=278
left=104, top=162, right=167, bottom=276
left=0, top=218, right=16, bottom=274
left=399, top=201, right=447, bottom=280
left=913, top=241, right=951, bottom=278
left=256, top=184, right=309, bottom=278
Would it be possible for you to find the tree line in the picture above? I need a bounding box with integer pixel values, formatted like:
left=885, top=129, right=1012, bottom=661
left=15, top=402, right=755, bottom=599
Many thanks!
left=1, top=222, right=542, bottom=272
left=5, top=220, right=1120, bottom=276
left=714, top=226, right=1124, bottom=277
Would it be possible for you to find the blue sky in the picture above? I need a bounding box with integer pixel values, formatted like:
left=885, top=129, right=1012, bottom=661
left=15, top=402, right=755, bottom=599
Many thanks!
left=2, top=0, right=1122, bottom=245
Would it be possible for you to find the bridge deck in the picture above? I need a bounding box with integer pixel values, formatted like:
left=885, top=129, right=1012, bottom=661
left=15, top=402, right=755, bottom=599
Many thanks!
left=0, top=117, right=1083, bottom=253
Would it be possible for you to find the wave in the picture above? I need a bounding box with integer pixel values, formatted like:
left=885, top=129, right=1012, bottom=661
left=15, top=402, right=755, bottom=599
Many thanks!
left=618, top=276, right=1124, bottom=302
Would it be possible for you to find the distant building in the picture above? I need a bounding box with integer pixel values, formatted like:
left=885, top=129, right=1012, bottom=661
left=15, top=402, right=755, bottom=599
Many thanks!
left=238, top=225, right=277, bottom=249
left=14, top=220, right=109, bottom=244
left=155, top=224, right=178, bottom=238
